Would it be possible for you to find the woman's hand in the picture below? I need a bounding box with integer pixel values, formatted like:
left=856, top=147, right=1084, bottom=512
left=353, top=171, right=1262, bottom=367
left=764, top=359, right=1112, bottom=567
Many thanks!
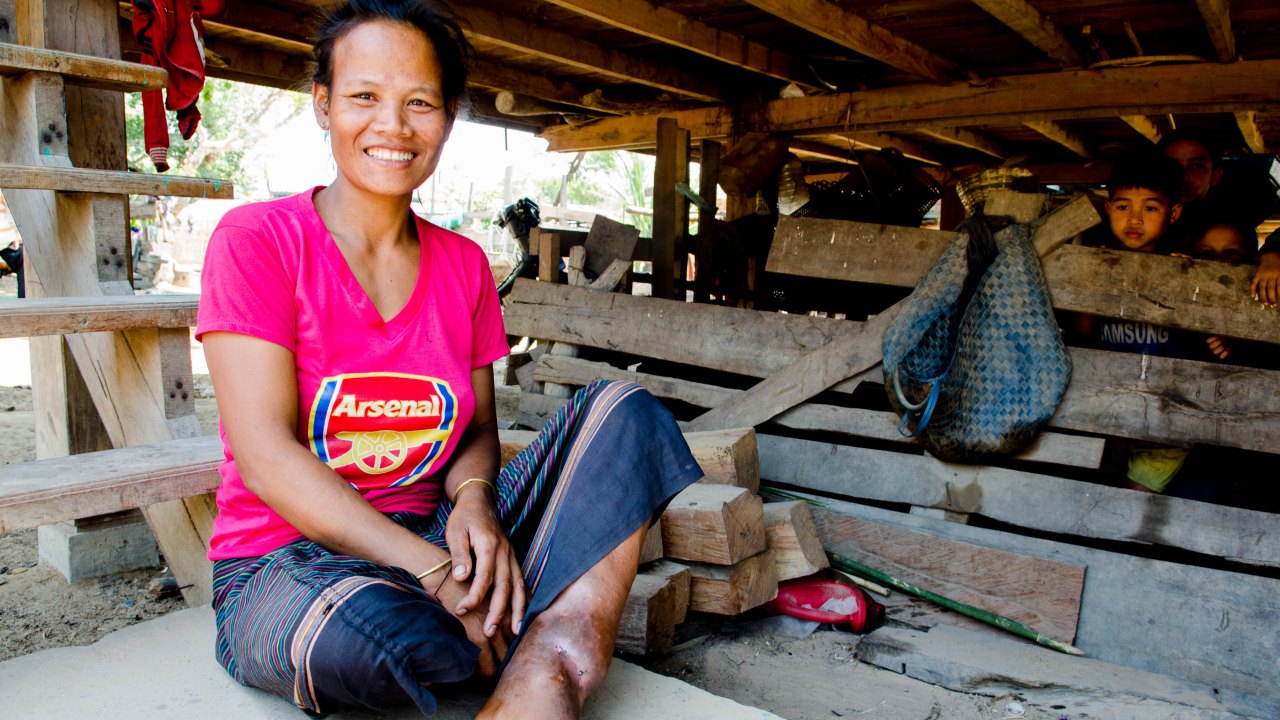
left=1205, top=335, right=1232, bottom=360
left=443, top=484, right=527, bottom=639
left=433, top=574, right=514, bottom=677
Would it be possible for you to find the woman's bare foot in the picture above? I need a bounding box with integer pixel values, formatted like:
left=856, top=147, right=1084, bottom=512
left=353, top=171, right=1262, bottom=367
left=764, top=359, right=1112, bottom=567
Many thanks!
left=477, top=526, right=645, bottom=719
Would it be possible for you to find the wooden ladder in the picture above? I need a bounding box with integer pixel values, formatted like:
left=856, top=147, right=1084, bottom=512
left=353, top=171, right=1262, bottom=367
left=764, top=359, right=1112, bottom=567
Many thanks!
left=0, top=0, right=232, bottom=605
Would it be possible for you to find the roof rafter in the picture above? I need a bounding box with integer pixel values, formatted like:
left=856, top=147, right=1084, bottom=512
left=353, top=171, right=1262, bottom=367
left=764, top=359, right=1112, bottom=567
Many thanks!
left=805, top=131, right=943, bottom=166
left=469, top=59, right=605, bottom=112
left=740, top=0, right=961, bottom=84
left=1235, top=111, right=1266, bottom=153
left=918, top=127, right=1007, bottom=159
left=1195, top=0, right=1235, bottom=62
left=540, top=59, right=1280, bottom=152
left=1120, top=115, right=1162, bottom=144
left=541, top=0, right=814, bottom=87
left=457, top=4, right=725, bottom=102
left=970, top=0, right=1081, bottom=66
left=789, top=141, right=859, bottom=164
left=1025, top=120, right=1092, bottom=159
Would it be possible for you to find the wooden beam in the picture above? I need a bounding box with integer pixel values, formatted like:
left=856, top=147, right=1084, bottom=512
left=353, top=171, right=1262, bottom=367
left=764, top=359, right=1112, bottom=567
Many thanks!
left=457, top=4, right=723, bottom=102
left=804, top=131, right=943, bottom=166
left=505, top=280, right=1280, bottom=453
left=969, top=0, right=1082, bottom=66
left=661, top=484, right=766, bottom=565
left=1195, top=0, right=1235, bottom=62
left=788, top=140, right=858, bottom=165
left=470, top=59, right=606, bottom=113
left=118, top=20, right=309, bottom=92
left=918, top=127, right=1006, bottom=159
left=0, top=41, right=165, bottom=92
left=1024, top=119, right=1092, bottom=159
left=760, top=434, right=1280, bottom=569
left=741, top=0, right=960, bottom=84
left=651, top=117, right=688, bottom=299
left=766, top=212, right=1280, bottom=345
left=1120, top=115, right=1163, bottom=144
left=0, top=295, right=198, bottom=338
left=0, top=164, right=233, bottom=198
left=1235, top=110, right=1266, bottom=153
left=541, top=59, right=1280, bottom=152
left=532, top=354, right=1105, bottom=469
left=812, top=505, right=1084, bottom=641
left=541, top=0, right=811, bottom=87
left=686, top=551, right=778, bottom=615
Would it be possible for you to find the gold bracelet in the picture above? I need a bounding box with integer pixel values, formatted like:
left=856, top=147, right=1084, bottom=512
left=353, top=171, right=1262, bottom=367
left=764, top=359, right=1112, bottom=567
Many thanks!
left=451, top=477, right=496, bottom=504
left=414, top=557, right=452, bottom=583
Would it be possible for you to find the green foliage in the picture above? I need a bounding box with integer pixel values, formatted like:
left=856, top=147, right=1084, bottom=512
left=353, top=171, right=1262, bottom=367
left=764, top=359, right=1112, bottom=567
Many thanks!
left=125, top=79, right=307, bottom=196
left=539, top=150, right=654, bottom=235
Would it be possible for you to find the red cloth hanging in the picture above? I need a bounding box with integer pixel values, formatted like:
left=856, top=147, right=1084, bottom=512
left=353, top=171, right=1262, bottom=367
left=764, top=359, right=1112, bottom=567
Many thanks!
left=131, top=0, right=223, bottom=172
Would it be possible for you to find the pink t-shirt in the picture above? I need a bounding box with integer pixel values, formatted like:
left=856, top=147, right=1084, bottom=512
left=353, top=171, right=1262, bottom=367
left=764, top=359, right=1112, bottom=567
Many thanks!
left=195, top=188, right=509, bottom=560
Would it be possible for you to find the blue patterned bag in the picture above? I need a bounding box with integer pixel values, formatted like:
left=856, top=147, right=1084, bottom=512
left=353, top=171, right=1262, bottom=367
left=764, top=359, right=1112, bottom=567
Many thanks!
left=882, top=220, right=1071, bottom=462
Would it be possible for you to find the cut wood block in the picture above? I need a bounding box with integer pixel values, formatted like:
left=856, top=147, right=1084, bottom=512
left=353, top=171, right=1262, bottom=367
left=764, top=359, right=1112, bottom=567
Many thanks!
left=641, top=560, right=691, bottom=624
left=638, top=519, right=664, bottom=564
left=616, top=573, right=679, bottom=655
left=685, top=427, right=759, bottom=493
left=981, top=189, right=1046, bottom=223
left=0, top=164, right=234, bottom=199
left=0, top=42, right=167, bottom=92
left=661, top=484, right=766, bottom=565
left=811, top=506, right=1083, bottom=642
left=763, top=501, right=829, bottom=580
left=0, top=295, right=198, bottom=339
left=687, top=550, right=778, bottom=615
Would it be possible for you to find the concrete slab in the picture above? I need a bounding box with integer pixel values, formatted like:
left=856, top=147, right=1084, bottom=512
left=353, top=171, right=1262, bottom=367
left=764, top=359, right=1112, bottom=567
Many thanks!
left=858, top=624, right=1259, bottom=720
left=0, top=605, right=786, bottom=719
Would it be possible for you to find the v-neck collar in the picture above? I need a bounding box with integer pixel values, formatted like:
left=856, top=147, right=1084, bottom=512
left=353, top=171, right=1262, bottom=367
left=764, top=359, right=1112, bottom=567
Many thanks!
left=305, top=186, right=431, bottom=334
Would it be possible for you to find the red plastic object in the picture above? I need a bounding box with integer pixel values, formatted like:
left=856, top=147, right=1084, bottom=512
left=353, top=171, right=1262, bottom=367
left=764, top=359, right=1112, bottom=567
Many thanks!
left=768, top=578, right=884, bottom=632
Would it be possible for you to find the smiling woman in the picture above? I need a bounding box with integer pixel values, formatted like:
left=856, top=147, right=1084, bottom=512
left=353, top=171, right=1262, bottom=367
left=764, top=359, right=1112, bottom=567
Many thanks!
left=193, top=1, right=702, bottom=718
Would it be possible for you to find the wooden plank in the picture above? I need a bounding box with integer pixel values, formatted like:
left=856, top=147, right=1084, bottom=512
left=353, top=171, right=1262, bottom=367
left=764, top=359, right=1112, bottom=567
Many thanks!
left=455, top=4, right=723, bottom=102
left=1235, top=110, right=1266, bottom=154
left=686, top=550, right=778, bottom=615
left=1121, top=115, right=1163, bottom=145
left=583, top=213, right=640, bottom=277
left=685, top=427, right=759, bottom=493
left=740, top=0, right=959, bottom=84
left=540, top=59, right=1280, bottom=152
left=616, top=573, right=679, bottom=655
left=541, top=0, right=810, bottom=86
left=508, top=280, right=1280, bottom=453
left=799, top=495, right=1280, bottom=713
left=661, top=484, right=766, bottom=565
left=1196, top=0, right=1236, bottom=62
left=0, top=164, right=233, bottom=199
left=969, top=0, right=1082, bottom=66
left=801, top=131, right=943, bottom=166
left=1024, top=120, right=1092, bottom=159
left=763, top=501, right=828, bottom=581
left=651, top=118, right=688, bottom=299
left=918, top=127, right=1006, bottom=159
left=759, top=433, right=1280, bottom=569
left=533, top=354, right=1105, bottom=468
left=767, top=203, right=1280, bottom=345
left=0, top=42, right=166, bottom=92
left=0, top=294, right=198, bottom=338
left=642, top=559, right=691, bottom=624
left=0, top=434, right=222, bottom=534
left=638, top=518, right=664, bottom=564
left=812, top=506, right=1082, bottom=642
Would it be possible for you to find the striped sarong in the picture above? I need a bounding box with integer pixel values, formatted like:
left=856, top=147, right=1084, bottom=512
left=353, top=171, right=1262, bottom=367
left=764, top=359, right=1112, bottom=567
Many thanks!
left=211, top=381, right=702, bottom=716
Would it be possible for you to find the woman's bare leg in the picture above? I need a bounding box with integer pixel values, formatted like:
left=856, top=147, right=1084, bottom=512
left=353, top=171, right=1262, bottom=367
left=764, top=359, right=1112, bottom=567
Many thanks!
left=477, top=525, right=646, bottom=719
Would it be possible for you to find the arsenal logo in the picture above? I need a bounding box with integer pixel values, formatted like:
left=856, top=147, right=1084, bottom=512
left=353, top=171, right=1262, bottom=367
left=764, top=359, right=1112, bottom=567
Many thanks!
left=308, top=373, right=458, bottom=490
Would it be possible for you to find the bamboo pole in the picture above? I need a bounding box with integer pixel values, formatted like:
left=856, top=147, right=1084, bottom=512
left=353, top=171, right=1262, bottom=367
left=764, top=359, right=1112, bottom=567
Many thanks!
left=826, top=551, right=1084, bottom=656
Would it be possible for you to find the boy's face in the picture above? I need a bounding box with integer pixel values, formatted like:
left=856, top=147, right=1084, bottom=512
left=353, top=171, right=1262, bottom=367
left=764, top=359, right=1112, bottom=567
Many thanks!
left=1194, top=225, right=1249, bottom=263
left=1105, top=187, right=1181, bottom=252
left=1163, top=139, right=1221, bottom=204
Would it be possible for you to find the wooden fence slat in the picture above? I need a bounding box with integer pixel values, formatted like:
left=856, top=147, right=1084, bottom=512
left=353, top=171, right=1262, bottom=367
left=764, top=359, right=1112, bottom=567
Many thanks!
left=758, top=433, right=1280, bottom=568
left=506, top=280, right=1280, bottom=453
left=0, top=295, right=198, bottom=338
left=767, top=213, right=1280, bottom=345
